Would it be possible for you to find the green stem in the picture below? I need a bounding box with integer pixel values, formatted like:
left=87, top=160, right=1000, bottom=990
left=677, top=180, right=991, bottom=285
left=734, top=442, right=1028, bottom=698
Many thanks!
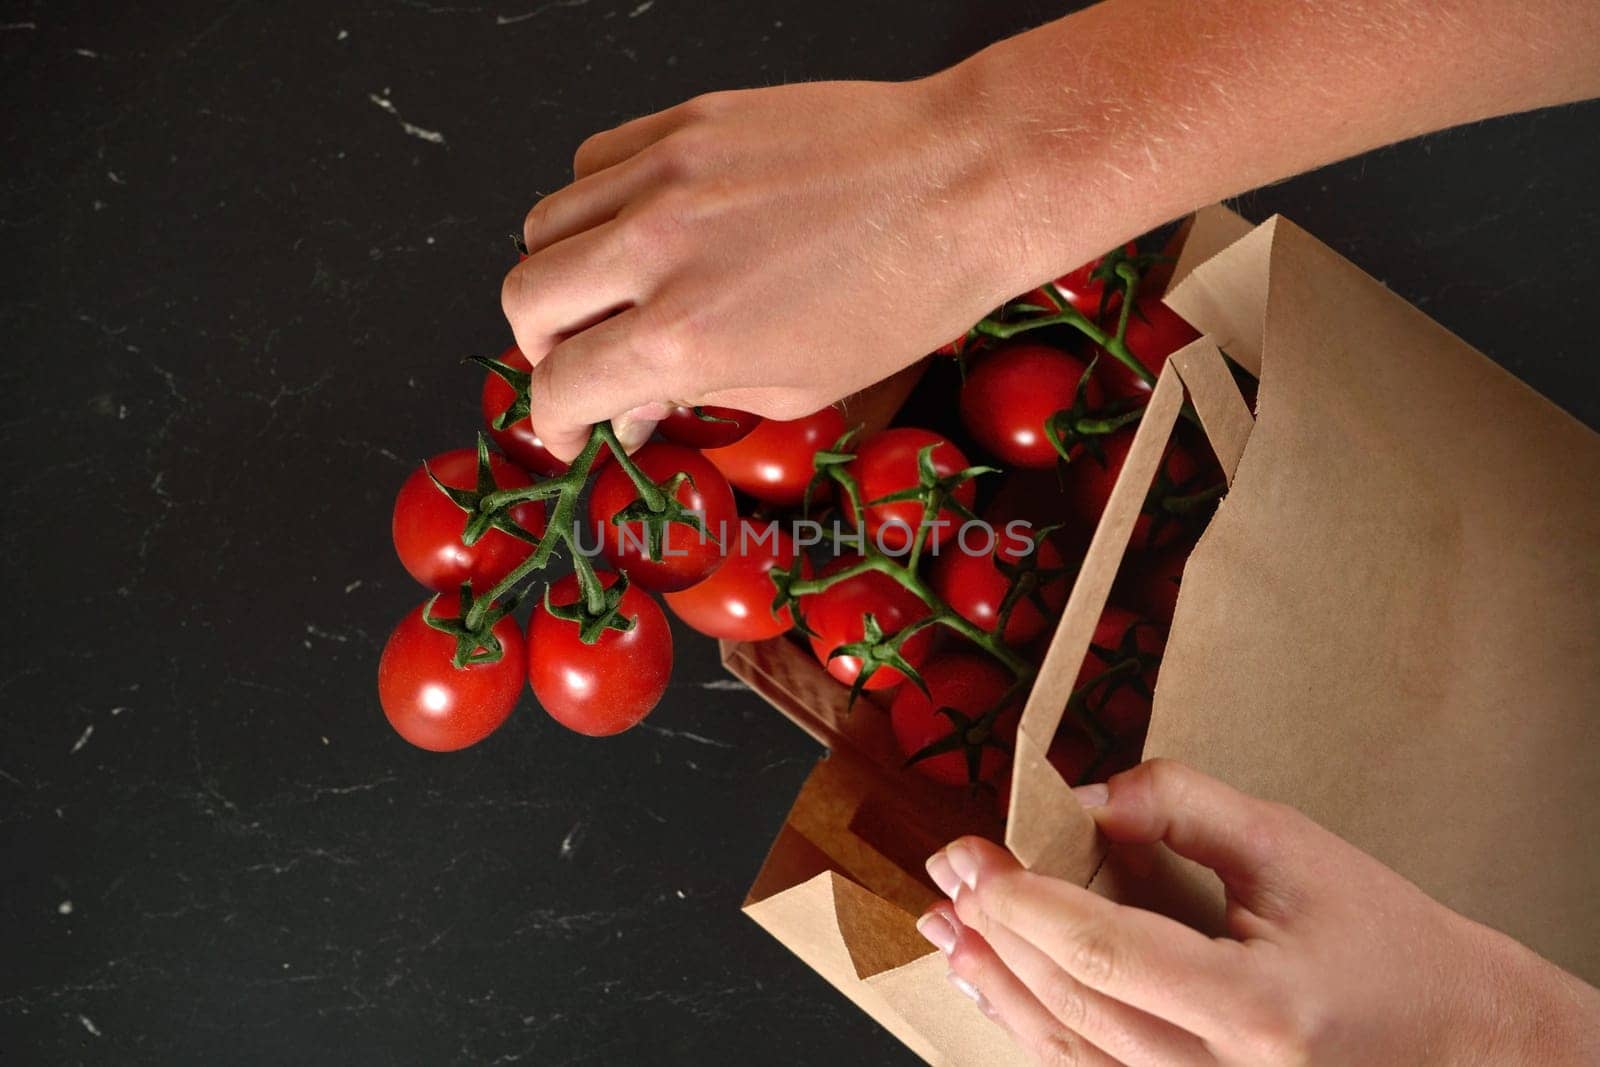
left=463, top=424, right=609, bottom=631
left=787, top=553, right=1033, bottom=680
left=595, top=422, right=667, bottom=512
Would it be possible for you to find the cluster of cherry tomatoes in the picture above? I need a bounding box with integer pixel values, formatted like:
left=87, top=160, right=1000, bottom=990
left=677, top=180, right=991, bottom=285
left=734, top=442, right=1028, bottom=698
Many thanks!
left=376, top=239, right=1232, bottom=811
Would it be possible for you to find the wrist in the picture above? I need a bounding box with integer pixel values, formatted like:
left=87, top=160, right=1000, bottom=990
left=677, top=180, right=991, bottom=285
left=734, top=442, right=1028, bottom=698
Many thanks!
left=934, top=8, right=1187, bottom=296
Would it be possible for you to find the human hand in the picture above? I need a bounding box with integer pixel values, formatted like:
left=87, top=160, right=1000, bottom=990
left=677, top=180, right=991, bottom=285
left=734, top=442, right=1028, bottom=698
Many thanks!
left=918, top=759, right=1600, bottom=1065
left=500, top=71, right=1091, bottom=461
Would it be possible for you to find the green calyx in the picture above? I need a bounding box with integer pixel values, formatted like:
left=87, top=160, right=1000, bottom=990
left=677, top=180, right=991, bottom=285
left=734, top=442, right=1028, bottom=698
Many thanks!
left=426, top=433, right=542, bottom=547
left=542, top=569, right=637, bottom=645
left=423, top=584, right=519, bottom=669
left=469, top=354, right=532, bottom=431
left=827, top=612, right=934, bottom=708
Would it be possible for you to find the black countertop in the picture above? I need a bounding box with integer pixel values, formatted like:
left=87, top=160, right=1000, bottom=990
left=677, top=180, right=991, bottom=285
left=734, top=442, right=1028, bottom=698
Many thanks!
left=3, top=2, right=1597, bottom=1063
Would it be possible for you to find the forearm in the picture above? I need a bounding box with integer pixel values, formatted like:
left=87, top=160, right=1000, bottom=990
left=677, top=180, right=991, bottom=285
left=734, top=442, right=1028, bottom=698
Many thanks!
left=950, top=0, right=1600, bottom=284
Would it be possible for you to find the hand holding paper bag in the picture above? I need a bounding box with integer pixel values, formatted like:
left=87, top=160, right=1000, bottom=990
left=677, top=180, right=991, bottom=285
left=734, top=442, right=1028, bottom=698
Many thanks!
left=918, top=760, right=1600, bottom=1066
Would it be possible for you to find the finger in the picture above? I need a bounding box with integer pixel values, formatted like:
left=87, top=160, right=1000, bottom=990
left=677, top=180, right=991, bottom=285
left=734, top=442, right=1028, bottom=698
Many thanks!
left=500, top=220, right=650, bottom=368
left=525, top=308, right=692, bottom=462
left=573, top=104, right=691, bottom=178
left=962, top=898, right=1213, bottom=1066
left=920, top=901, right=1125, bottom=1067
left=523, top=148, right=666, bottom=255
left=939, top=836, right=1254, bottom=1046
left=1082, top=758, right=1307, bottom=920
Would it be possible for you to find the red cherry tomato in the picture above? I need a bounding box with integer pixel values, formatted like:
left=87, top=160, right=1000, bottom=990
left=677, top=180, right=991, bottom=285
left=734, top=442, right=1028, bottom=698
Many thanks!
left=890, top=653, right=1020, bottom=787
left=930, top=531, right=1070, bottom=646
left=959, top=343, right=1104, bottom=470
left=1097, top=297, right=1200, bottom=398
left=480, top=346, right=569, bottom=476
left=1018, top=243, right=1138, bottom=317
left=663, top=520, right=810, bottom=641
left=702, top=406, right=847, bottom=507
left=658, top=405, right=763, bottom=449
left=1073, top=606, right=1165, bottom=738
left=802, top=555, right=934, bottom=692
left=1063, top=431, right=1210, bottom=551
left=587, top=443, right=737, bottom=593
left=377, top=590, right=525, bottom=751
left=846, top=428, right=977, bottom=554
left=526, top=572, right=673, bottom=736
left=392, top=449, right=546, bottom=594
left=1114, top=546, right=1188, bottom=627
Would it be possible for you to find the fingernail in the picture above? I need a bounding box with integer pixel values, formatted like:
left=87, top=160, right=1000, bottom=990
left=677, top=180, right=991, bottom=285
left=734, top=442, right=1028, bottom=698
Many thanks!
left=945, top=843, right=979, bottom=891
left=1072, top=782, right=1109, bottom=808
left=613, top=417, right=655, bottom=453
left=946, top=971, right=991, bottom=1014
left=915, top=911, right=958, bottom=955
left=926, top=852, right=961, bottom=898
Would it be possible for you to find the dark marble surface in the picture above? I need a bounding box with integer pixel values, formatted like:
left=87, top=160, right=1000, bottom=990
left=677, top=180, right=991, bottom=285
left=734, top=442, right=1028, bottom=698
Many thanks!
left=2, top=1, right=1597, bottom=1063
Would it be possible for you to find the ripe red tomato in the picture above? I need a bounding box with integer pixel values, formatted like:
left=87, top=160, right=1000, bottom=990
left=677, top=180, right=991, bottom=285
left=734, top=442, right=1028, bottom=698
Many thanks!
left=1098, top=297, right=1200, bottom=398
left=702, top=406, right=847, bottom=507
left=890, top=653, right=1020, bottom=786
left=377, top=591, right=525, bottom=751
left=658, top=405, right=762, bottom=449
left=930, top=531, right=1070, bottom=646
left=1018, top=243, right=1138, bottom=317
left=526, top=572, right=673, bottom=736
left=1073, top=606, right=1165, bottom=738
left=480, top=345, right=568, bottom=476
left=587, top=442, right=737, bottom=592
left=1063, top=430, right=1208, bottom=551
left=663, top=520, right=810, bottom=641
left=803, top=556, right=934, bottom=692
left=959, top=343, right=1104, bottom=470
left=845, top=428, right=977, bottom=554
left=1114, top=546, right=1188, bottom=627
left=392, top=449, right=547, bottom=594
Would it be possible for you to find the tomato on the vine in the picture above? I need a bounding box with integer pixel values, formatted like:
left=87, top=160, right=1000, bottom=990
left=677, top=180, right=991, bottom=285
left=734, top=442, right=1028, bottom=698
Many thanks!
left=377, top=591, right=525, bottom=752
left=527, top=572, right=673, bottom=736
left=702, top=406, right=847, bottom=507
left=959, top=342, right=1104, bottom=470
left=890, top=653, right=1020, bottom=787
left=480, top=345, right=570, bottom=476
left=929, top=531, right=1071, bottom=646
left=587, top=442, right=737, bottom=593
left=663, top=520, right=809, bottom=642
left=658, top=405, right=762, bottom=449
left=802, top=556, right=934, bottom=692
left=1098, top=297, right=1200, bottom=398
left=392, top=449, right=546, bottom=594
left=1073, top=606, right=1165, bottom=739
left=1063, top=430, right=1215, bottom=551
left=845, top=428, right=977, bottom=554
left=1018, top=243, right=1138, bottom=318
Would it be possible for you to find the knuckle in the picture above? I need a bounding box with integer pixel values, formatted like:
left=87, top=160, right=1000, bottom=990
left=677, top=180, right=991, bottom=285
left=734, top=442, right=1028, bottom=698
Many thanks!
left=1033, top=1030, right=1086, bottom=1067
left=681, top=89, right=733, bottom=121
left=572, top=130, right=610, bottom=175
left=1033, top=969, right=1089, bottom=1031
left=620, top=188, right=695, bottom=252
left=500, top=265, right=531, bottom=321
left=652, top=129, right=711, bottom=180
left=1064, top=921, right=1119, bottom=988
left=1240, top=1001, right=1315, bottom=1065
left=522, top=196, right=553, bottom=243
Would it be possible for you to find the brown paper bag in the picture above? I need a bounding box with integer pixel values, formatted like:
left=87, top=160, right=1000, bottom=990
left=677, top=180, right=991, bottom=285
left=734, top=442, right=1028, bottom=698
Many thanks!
left=727, top=208, right=1600, bottom=1065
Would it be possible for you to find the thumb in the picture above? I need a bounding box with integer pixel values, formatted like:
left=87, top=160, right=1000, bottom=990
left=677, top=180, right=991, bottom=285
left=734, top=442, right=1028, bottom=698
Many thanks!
left=1076, top=758, right=1305, bottom=912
